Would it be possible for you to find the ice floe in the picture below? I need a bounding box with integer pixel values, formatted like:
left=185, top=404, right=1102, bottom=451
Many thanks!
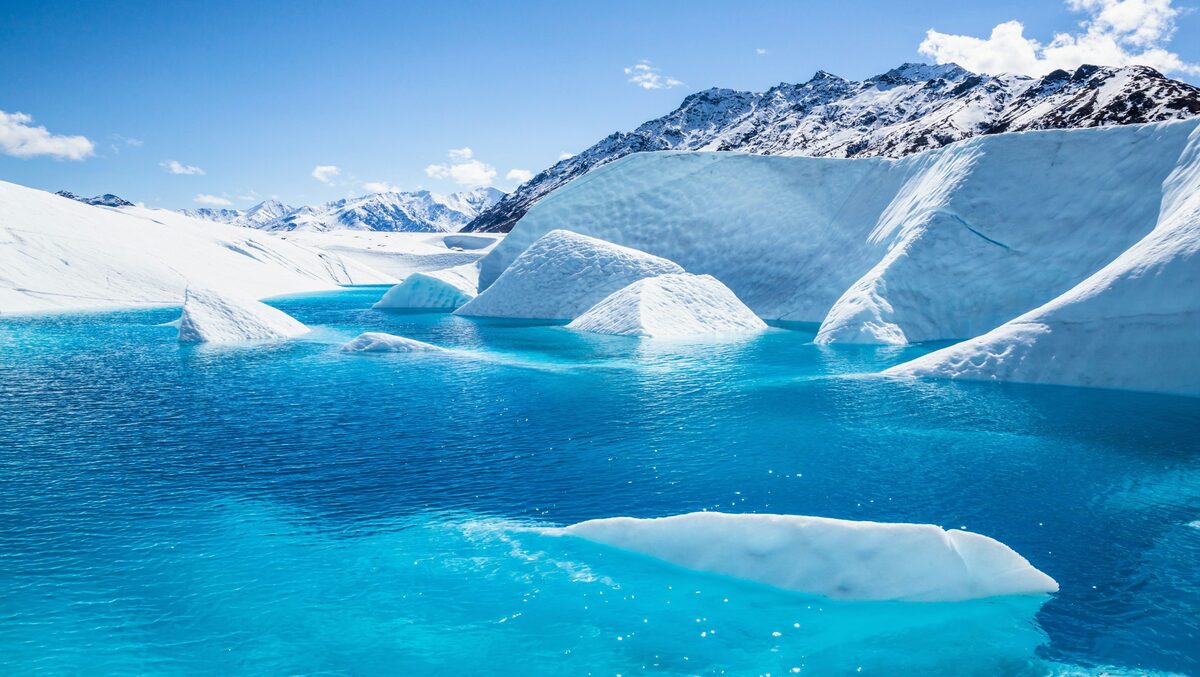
left=373, top=263, right=479, bottom=310
left=341, top=331, right=444, bottom=353
left=177, top=288, right=308, bottom=343
left=568, top=273, right=766, bottom=338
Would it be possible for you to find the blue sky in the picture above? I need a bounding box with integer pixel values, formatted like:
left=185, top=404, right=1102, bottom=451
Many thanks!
left=1, top=0, right=1198, bottom=209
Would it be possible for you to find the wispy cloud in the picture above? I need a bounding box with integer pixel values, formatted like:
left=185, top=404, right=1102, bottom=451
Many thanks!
left=363, top=180, right=402, bottom=193
left=161, top=159, right=205, bottom=175
left=0, top=110, right=94, bottom=160
left=193, top=194, right=232, bottom=206
left=756, top=47, right=768, bottom=56
left=424, top=148, right=497, bottom=187
left=505, top=168, right=534, bottom=183
left=624, top=60, right=684, bottom=90
left=919, top=0, right=1200, bottom=76
left=311, top=165, right=341, bottom=184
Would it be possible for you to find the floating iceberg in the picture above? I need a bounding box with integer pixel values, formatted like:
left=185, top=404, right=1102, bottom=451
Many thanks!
left=373, top=263, right=479, bottom=310
left=341, top=331, right=444, bottom=353
left=456, top=229, right=683, bottom=320
left=568, top=273, right=766, bottom=338
left=481, top=121, right=1196, bottom=346
left=886, top=124, right=1200, bottom=396
left=555, top=512, right=1058, bottom=602
left=177, top=288, right=309, bottom=343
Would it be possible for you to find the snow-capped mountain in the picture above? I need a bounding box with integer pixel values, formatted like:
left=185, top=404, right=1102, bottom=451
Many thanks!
left=181, top=188, right=503, bottom=233
left=56, top=191, right=134, bottom=208
left=465, top=62, right=1200, bottom=232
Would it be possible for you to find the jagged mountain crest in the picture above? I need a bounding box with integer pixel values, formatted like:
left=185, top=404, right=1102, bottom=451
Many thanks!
left=464, top=62, right=1200, bottom=232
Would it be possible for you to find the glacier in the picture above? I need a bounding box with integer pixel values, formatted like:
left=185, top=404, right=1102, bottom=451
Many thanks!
left=567, top=273, right=766, bottom=338
left=177, top=288, right=309, bottom=344
left=457, top=230, right=683, bottom=320
left=373, top=263, right=478, bottom=311
left=554, top=512, right=1058, bottom=602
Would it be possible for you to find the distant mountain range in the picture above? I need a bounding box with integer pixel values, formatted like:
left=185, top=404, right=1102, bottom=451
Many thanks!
left=56, top=191, right=134, bottom=208
left=464, top=62, right=1200, bottom=232
left=181, top=188, right=504, bottom=233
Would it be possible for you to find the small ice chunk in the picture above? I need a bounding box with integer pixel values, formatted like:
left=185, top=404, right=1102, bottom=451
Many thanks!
left=373, top=264, right=478, bottom=310
left=456, top=229, right=683, bottom=320
left=341, top=331, right=443, bottom=353
left=555, top=512, right=1058, bottom=602
left=177, top=288, right=308, bottom=344
left=568, top=273, right=767, bottom=338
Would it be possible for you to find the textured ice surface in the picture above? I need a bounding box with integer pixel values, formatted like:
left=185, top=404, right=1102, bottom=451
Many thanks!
left=887, top=123, right=1200, bottom=396
left=373, top=264, right=478, bottom=310
left=481, top=121, right=1197, bottom=346
left=457, top=229, right=683, bottom=320
left=568, top=273, right=766, bottom=338
left=557, top=512, right=1058, bottom=602
left=177, top=288, right=308, bottom=344
left=0, top=181, right=391, bottom=314
left=341, top=331, right=444, bottom=353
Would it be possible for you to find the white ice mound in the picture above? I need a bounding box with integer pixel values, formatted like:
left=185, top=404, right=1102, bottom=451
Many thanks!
left=567, top=273, right=767, bottom=338
left=341, top=331, right=443, bottom=353
left=177, top=288, right=309, bottom=344
left=373, top=263, right=478, bottom=310
left=556, top=512, right=1058, bottom=602
left=886, top=123, right=1200, bottom=396
left=456, top=229, right=683, bottom=320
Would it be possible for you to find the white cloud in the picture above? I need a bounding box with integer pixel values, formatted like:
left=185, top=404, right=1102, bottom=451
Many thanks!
left=919, top=0, right=1200, bottom=77
left=193, top=194, right=232, bottom=206
left=160, top=159, right=205, bottom=175
left=311, top=165, right=341, bottom=184
left=505, top=168, right=534, bottom=183
left=424, top=148, right=497, bottom=187
left=363, top=180, right=402, bottom=193
left=756, top=48, right=768, bottom=56
left=0, top=110, right=94, bottom=160
left=624, top=60, right=684, bottom=90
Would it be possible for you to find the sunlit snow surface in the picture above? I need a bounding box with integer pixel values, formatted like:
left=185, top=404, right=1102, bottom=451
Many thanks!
left=1, top=288, right=1198, bottom=674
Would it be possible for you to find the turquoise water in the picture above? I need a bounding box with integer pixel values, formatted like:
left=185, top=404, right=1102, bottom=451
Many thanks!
left=1, top=287, right=1198, bottom=675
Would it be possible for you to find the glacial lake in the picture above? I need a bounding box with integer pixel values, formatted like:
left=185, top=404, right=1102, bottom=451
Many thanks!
left=1, top=286, right=1197, bottom=675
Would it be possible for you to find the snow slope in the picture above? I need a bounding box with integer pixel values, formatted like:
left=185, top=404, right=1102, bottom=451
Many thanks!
left=457, top=230, right=683, bottom=320
left=373, top=263, right=478, bottom=310
left=467, top=62, right=1200, bottom=233
left=177, top=288, right=308, bottom=343
left=886, top=123, right=1200, bottom=396
left=0, top=181, right=391, bottom=314
left=275, top=231, right=501, bottom=280
left=555, top=512, right=1058, bottom=602
left=341, top=332, right=444, bottom=353
left=568, top=273, right=766, bottom=338
left=482, top=120, right=1198, bottom=347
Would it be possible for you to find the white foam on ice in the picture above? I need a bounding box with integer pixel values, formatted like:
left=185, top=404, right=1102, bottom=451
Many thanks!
left=568, top=273, right=767, bottom=338
left=373, top=263, right=479, bottom=310
left=553, top=512, right=1058, bottom=602
left=886, top=122, right=1200, bottom=396
left=0, top=181, right=391, bottom=314
left=341, top=331, right=444, bottom=353
left=480, top=121, right=1196, bottom=347
left=177, top=288, right=309, bottom=344
left=457, top=229, right=683, bottom=320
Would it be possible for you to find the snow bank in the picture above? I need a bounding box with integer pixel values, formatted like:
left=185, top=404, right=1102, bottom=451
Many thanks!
left=456, top=229, right=683, bottom=320
left=177, top=288, right=308, bottom=343
left=0, top=181, right=391, bottom=314
left=567, top=273, right=766, bottom=338
left=341, top=331, right=443, bottom=353
left=556, top=512, right=1058, bottom=602
left=886, top=123, right=1200, bottom=396
left=481, top=121, right=1197, bottom=345
left=373, top=263, right=478, bottom=310
left=276, top=231, right=498, bottom=280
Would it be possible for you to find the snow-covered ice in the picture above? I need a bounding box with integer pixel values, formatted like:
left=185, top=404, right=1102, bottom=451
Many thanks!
left=886, top=123, right=1200, bottom=396
left=341, top=332, right=444, bottom=353
left=481, top=121, right=1197, bottom=346
left=555, top=512, right=1058, bottom=602
left=177, top=288, right=309, bottom=344
left=373, top=263, right=479, bottom=311
left=567, top=273, right=766, bottom=338
left=457, top=229, right=683, bottom=320
left=275, top=231, right=501, bottom=280
left=0, top=181, right=391, bottom=314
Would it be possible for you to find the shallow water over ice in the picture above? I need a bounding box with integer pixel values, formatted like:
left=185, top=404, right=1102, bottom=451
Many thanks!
left=1, top=287, right=1197, bottom=674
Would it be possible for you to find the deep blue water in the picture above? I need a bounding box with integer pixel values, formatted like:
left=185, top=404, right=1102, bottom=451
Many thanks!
left=1, top=287, right=1198, bottom=675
